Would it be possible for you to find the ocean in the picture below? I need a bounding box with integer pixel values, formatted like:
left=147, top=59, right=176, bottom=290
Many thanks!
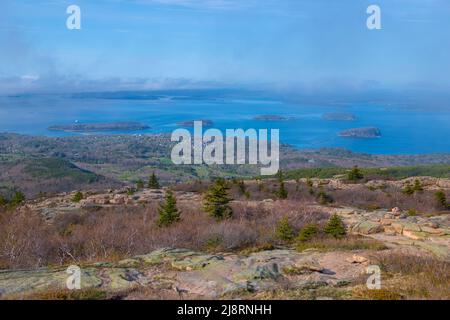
left=0, top=94, right=449, bottom=155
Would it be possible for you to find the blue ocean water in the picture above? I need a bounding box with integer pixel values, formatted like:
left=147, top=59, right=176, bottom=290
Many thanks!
left=0, top=95, right=449, bottom=155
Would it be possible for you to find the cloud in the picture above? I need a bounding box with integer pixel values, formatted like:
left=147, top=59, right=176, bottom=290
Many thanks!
left=0, top=75, right=234, bottom=95
left=21, top=74, right=40, bottom=82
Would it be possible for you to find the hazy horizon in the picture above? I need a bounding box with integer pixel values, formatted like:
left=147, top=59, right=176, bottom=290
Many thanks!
left=1, top=0, right=450, bottom=96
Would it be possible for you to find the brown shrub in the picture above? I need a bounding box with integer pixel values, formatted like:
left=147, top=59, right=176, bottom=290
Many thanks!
left=330, top=185, right=444, bottom=213
left=373, top=251, right=450, bottom=299
left=0, top=198, right=332, bottom=269
left=0, top=210, right=59, bottom=269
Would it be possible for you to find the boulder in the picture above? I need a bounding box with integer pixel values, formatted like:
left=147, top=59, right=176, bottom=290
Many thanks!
left=346, top=254, right=368, bottom=264
left=381, top=218, right=394, bottom=226
left=401, top=222, right=422, bottom=232
left=351, top=220, right=383, bottom=235
left=403, top=230, right=427, bottom=241
left=391, top=223, right=404, bottom=234
left=252, top=263, right=281, bottom=280
left=383, top=226, right=397, bottom=235
left=285, top=258, right=324, bottom=274
left=110, top=194, right=126, bottom=205
left=420, top=226, right=445, bottom=236
left=171, top=254, right=224, bottom=271
left=391, top=207, right=401, bottom=216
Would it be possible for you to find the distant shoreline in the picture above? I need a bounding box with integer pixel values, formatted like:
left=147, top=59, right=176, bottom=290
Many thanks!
left=48, top=122, right=150, bottom=133
left=1, top=131, right=450, bottom=157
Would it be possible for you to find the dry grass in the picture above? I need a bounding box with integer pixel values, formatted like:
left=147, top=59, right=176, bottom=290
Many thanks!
left=6, top=287, right=108, bottom=300
left=367, top=251, right=450, bottom=300
left=352, top=288, right=403, bottom=300
left=296, top=236, right=388, bottom=252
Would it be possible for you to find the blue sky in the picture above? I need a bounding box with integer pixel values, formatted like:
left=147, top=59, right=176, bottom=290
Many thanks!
left=1, top=0, right=450, bottom=94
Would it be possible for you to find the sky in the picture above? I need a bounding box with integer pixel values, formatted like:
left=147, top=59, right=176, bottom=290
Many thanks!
left=1, top=0, right=450, bottom=94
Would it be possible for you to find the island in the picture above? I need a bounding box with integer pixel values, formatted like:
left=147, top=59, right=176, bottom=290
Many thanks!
left=48, top=122, right=150, bottom=132
left=176, top=120, right=214, bottom=127
left=253, top=115, right=288, bottom=121
left=339, top=127, right=381, bottom=138
left=322, top=112, right=356, bottom=121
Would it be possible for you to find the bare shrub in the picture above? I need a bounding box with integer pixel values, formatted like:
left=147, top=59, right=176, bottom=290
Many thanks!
left=330, top=185, right=446, bottom=213
left=0, top=210, right=59, bottom=268
left=373, top=251, right=450, bottom=299
left=0, top=198, right=331, bottom=269
left=199, top=222, right=259, bottom=251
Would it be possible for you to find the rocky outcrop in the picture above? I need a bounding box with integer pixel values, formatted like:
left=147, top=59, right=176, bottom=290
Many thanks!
left=0, top=248, right=369, bottom=299
left=0, top=266, right=146, bottom=298
left=293, top=177, right=450, bottom=191
left=352, top=220, right=384, bottom=235
left=323, top=206, right=450, bottom=260
left=22, top=189, right=201, bottom=220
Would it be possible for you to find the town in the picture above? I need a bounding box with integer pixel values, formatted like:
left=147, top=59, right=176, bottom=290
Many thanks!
left=171, top=121, right=280, bottom=175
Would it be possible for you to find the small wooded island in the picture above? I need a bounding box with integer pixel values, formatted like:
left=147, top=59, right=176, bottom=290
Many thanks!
left=48, top=122, right=150, bottom=132
left=176, top=120, right=214, bottom=127
left=339, top=127, right=381, bottom=138
left=253, top=115, right=288, bottom=121
left=322, top=112, right=356, bottom=121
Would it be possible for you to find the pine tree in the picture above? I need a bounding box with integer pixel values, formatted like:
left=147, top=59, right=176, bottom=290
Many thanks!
left=435, top=191, right=448, bottom=209
left=297, top=224, right=319, bottom=242
left=157, top=189, right=181, bottom=227
left=276, top=217, right=296, bottom=242
left=203, top=178, right=233, bottom=220
left=348, top=166, right=364, bottom=181
left=275, top=170, right=288, bottom=199
left=317, top=190, right=333, bottom=205
left=10, top=190, right=25, bottom=207
left=237, top=180, right=246, bottom=194
left=413, top=179, right=424, bottom=192
left=136, top=179, right=144, bottom=190
left=148, top=172, right=160, bottom=189
left=0, top=195, right=7, bottom=206
left=402, top=184, right=414, bottom=196
left=72, top=191, right=84, bottom=203
left=324, top=214, right=346, bottom=238
left=237, top=180, right=250, bottom=199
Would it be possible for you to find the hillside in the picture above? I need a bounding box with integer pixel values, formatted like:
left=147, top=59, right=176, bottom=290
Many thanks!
left=0, top=155, right=122, bottom=198
left=0, top=175, right=448, bottom=300
left=0, top=133, right=449, bottom=197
